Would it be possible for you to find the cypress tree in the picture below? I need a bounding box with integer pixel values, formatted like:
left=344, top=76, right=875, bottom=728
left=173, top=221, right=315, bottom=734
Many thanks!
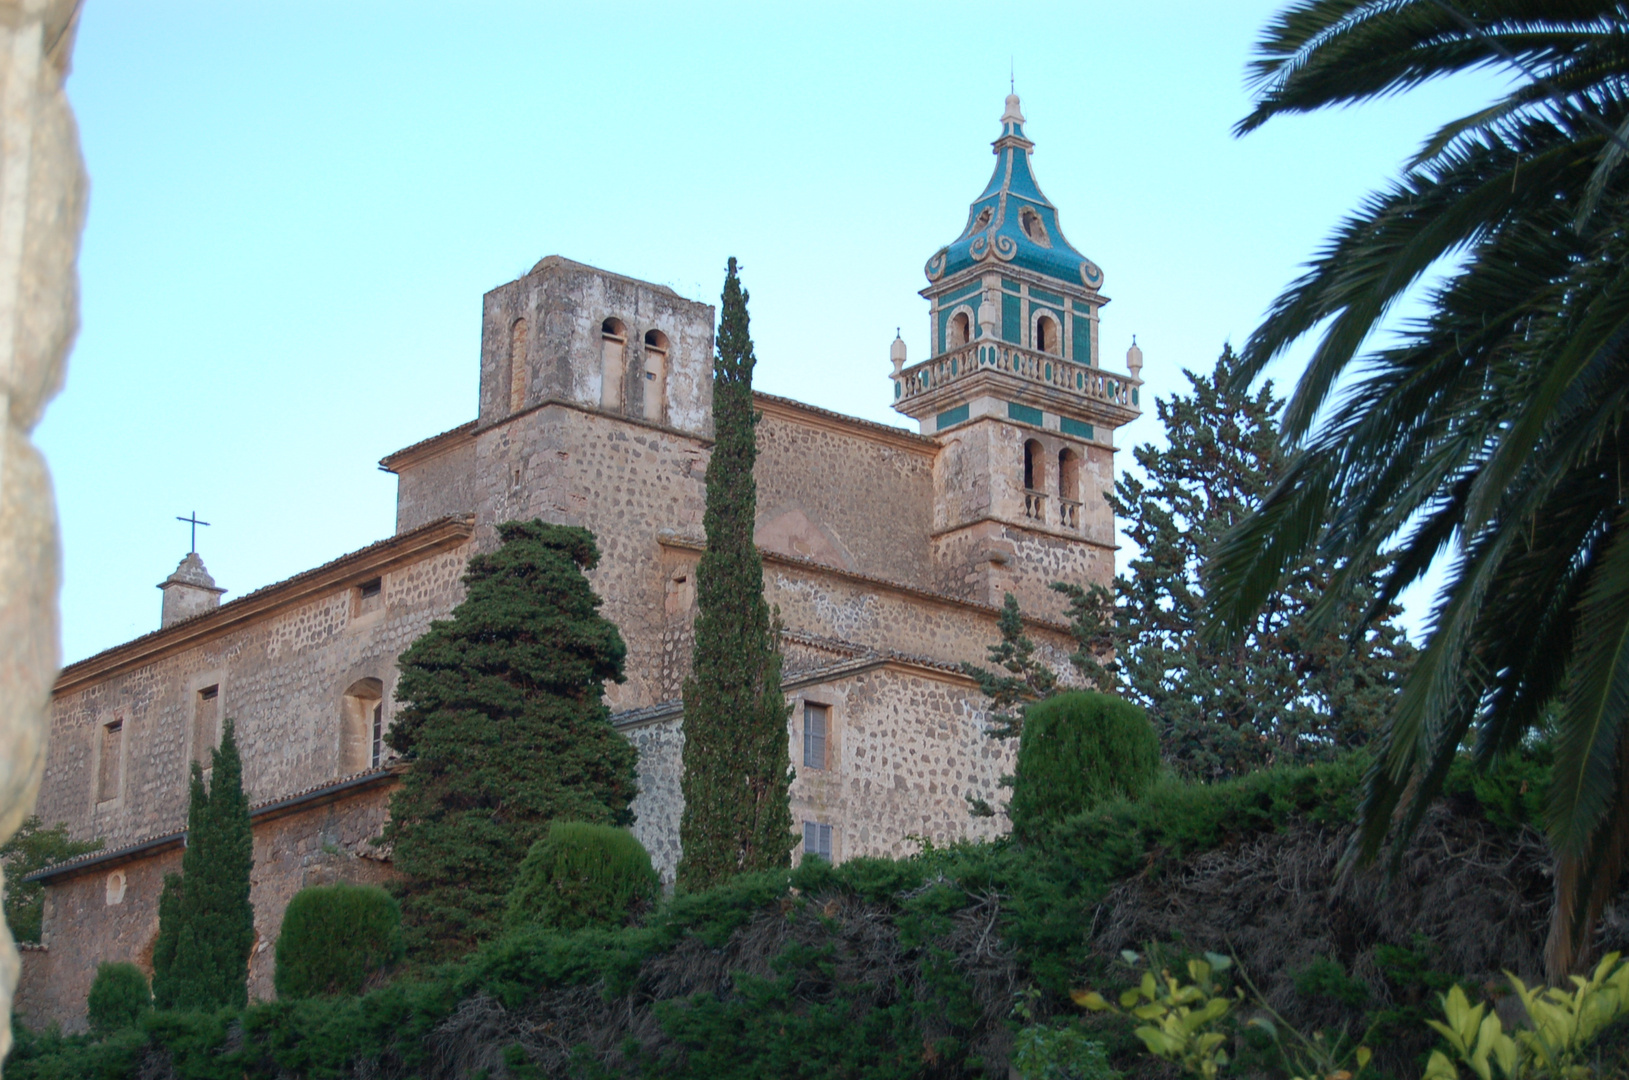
left=151, top=718, right=254, bottom=1011
left=382, top=520, right=638, bottom=959
left=677, top=257, right=794, bottom=891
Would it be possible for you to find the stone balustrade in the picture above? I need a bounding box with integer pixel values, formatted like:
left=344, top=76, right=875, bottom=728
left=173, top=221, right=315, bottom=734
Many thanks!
left=894, top=338, right=1137, bottom=411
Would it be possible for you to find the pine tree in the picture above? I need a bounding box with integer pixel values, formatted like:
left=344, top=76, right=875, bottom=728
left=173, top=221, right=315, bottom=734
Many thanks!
left=1072, top=345, right=1414, bottom=780
left=151, top=718, right=254, bottom=1011
left=0, top=817, right=102, bottom=943
left=382, top=520, right=637, bottom=958
left=959, top=593, right=1059, bottom=818
left=677, top=258, right=794, bottom=891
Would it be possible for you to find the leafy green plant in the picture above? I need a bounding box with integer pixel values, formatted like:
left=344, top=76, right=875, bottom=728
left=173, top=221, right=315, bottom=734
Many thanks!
left=1423, top=952, right=1629, bottom=1080
left=85, top=962, right=150, bottom=1035
left=504, top=821, right=659, bottom=932
left=1075, top=952, right=1241, bottom=1080
left=1013, top=1024, right=1119, bottom=1080
left=274, top=882, right=404, bottom=998
left=1009, top=691, right=1161, bottom=842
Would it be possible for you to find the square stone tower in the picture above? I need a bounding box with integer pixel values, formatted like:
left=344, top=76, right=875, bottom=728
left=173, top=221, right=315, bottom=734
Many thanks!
left=479, top=256, right=716, bottom=437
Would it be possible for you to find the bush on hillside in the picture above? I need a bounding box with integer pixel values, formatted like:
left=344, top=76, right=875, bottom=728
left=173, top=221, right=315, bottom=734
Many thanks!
left=505, top=821, right=659, bottom=932
left=1009, top=691, right=1160, bottom=841
left=86, top=962, right=150, bottom=1035
left=274, top=882, right=404, bottom=998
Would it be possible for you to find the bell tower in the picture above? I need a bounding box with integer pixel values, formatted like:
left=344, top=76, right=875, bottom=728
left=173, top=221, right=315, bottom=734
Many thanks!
left=897, top=95, right=1142, bottom=614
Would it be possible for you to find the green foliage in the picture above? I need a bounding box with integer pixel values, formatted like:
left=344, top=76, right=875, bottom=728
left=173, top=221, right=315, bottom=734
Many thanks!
left=273, top=882, right=403, bottom=998
left=1013, top=1023, right=1120, bottom=1080
left=1213, top=0, right=1629, bottom=973
left=1423, top=953, right=1629, bottom=1079
left=1076, top=954, right=1242, bottom=1080
left=152, top=718, right=255, bottom=1011
left=383, top=519, right=639, bottom=959
left=86, top=962, right=150, bottom=1035
left=0, top=816, right=101, bottom=943
left=962, top=593, right=1059, bottom=742
left=1080, top=345, right=1413, bottom=781
left=15, top=748, right=1571, bottom=1080
left=504, top=821, right=659, bottom=932
left=1291, top=957, right=1369, bottom=1010
left=678, top=257, right=794, bottom=891
left=1009, top=692, right=1160, bottom=841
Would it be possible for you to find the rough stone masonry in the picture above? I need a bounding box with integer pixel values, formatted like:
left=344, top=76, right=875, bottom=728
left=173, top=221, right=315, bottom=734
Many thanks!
left=17, top=95, right=1145, bottom=1029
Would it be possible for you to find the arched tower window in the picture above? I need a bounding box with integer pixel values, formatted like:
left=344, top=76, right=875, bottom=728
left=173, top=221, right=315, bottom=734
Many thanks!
left=601, top=317, right=628, bottom=411
left=1035, top=313, right=1061, bottom=356
left=508, top=318, right=528, bottom=413
left=340, top=677, right=384, bottom=774
left=948, top=311, right=971, bottom=350
left=642, top=329, right=669, bottom=423
left=1023, top=439, right=1044, bottom=492
left=1057, top=448, right=1080, bottom=501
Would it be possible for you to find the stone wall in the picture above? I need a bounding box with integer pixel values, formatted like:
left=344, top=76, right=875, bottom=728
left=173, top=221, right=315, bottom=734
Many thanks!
left=753, top=398, right=938, bottom=588
left=471, top=401, right=709, bottom=711
left=37, top=538, right=470, bottom=850
left=16, top=782, right=395, bottom=1032
left=620, top=659, right=1017, bottom=882
left=390, top=427, right=477, bottom=534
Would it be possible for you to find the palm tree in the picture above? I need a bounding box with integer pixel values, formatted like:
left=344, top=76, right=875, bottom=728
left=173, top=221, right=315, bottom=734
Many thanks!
left=1207, top=0, right=1629, bottom=975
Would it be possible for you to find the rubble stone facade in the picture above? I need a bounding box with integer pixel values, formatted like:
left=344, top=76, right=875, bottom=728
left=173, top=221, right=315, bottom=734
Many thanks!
left=19, top=96, right=1144, bottom=1029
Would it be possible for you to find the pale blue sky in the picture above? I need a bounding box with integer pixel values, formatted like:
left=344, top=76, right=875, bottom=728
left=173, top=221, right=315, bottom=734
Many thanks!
left=45, top=2, right=1505, bottom=663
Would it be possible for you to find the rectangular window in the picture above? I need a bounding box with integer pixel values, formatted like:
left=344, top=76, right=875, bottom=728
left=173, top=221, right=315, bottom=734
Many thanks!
left=802, top=821, right=833, bottom=862
left=356, top=577, right=384, bottom=617
left=802, top=703, right=828, bottom=770
left=371, top=702, right=384, bottom=767
left=193, top=685, right=219, bottom=766
left=98, top=721, right=123, bottom=802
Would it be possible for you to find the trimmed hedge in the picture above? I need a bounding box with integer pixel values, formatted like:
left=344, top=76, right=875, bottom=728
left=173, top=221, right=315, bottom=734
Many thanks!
left=11, top=750, right=1563, bottom=1080
left=86, top=962, right=150, bottom=1035
left=273, top=883, right=403, bottom=999
left=1008, top=691, right=1160, bottom=841
left=505, top=821, right=659, bottom=932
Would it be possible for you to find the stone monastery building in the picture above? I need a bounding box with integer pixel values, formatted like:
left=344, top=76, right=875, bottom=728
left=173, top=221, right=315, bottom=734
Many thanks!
left=18, top=95, right=1144, bottom=1025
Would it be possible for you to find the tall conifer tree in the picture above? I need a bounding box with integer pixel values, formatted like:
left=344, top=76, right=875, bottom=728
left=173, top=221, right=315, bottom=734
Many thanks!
left=151, top=719, right=254, bottom=1011
left=677, top=258, right=794, bottom=891
left=382, top=520, right=637, bottom=958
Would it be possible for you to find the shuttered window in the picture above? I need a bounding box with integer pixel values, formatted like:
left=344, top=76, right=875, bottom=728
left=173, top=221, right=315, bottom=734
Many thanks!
left=802, top=703, right=828, bottom=770
left=802, top=821, right=832, bottom=861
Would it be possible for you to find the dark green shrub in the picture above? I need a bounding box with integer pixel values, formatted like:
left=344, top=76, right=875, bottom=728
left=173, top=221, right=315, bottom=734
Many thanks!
left=85, top=961, right=150, bottom=1034
left=274, top=882, right=404, bottom=998
left=505, top=821, right=658, bottom=932
left=1008, top=691, right=1160, bottom=841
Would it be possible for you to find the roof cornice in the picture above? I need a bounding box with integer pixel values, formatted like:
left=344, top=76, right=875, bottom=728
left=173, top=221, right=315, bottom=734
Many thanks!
left=54, top=515, right=475, bottom=696
left=753, top=392, right=937, bottom=456
left=378, top=421, right=478, bottom=474
left=656, top=531, right=1070, bottom=635
left=26, top=766, right=406, bottom=884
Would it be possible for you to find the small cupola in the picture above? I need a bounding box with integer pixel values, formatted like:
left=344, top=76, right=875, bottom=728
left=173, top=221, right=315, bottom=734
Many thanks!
left=158, top=552, right=225, bottom=628
left=921, top=92, right=1102, bottom=292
